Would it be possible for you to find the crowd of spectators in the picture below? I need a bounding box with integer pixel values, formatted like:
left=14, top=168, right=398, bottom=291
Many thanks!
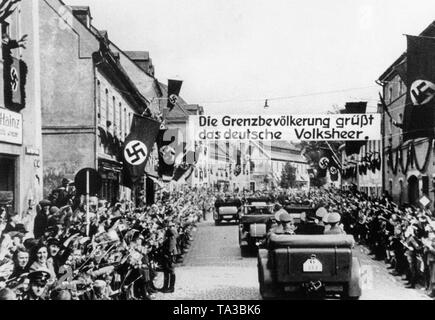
left=0, top=181, right=212, bottom=300
left=269, top=187, right=435, bottom=297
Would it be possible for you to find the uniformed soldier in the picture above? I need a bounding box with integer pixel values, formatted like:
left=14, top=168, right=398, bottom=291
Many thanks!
left=161, top=221, right=179, bottom=293
left=324, top=212, right=346, bottom=235
left=315, top=207, right=328, bottom=227
left=267, top=209, right=287, bottom=234
left=21, top=270, right=51, bottom=300
left=274, top=213, right=296, bottom=235
left=296, top=211, right=325, bottom=235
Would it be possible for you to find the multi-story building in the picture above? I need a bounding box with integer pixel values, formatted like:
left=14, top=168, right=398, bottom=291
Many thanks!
left=340, top=139, right=383, bottom=197
left=378, top=21, right=435, bottom=207
left=0, top=1, right=44, bottom=215
left=40, top=2, right=159, bottom=204
left=202, top=140, right=309, bottom=192
left=269, top=141, right=310, bottom=190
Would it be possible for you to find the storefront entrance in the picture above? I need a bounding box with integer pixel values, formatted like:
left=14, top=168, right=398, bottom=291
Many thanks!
left=0, top=156, right=16, bottom=213
left=99, top=160, right=122, bottom=205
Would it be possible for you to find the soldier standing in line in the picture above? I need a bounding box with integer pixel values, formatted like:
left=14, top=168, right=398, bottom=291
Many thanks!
left=161, top=221, right=179, bottom=293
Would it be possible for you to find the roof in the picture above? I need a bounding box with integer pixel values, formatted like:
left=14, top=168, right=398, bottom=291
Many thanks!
left=124, top=51, right=150, bottom=61
left=68, top=5, right=91, bottom=14
left=184, top=104, right=204, bottom=115
left=271, top=141, right=301, bottom=152
left=271, top=150, right=307, bottom=164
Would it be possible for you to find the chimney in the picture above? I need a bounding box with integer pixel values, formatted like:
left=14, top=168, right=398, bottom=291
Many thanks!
left=70, top=6, right=92, bottom=28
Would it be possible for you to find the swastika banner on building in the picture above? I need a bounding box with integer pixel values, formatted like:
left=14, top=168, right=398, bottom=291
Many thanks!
left=122, top=114, right=161, bottom=186
left=404, top=35, right=435, bottom=141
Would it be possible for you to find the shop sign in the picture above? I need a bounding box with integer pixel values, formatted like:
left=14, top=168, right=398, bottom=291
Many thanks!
left=0, top=108, right=22, bottom=145
left=25, top=147, right=40, bottom=156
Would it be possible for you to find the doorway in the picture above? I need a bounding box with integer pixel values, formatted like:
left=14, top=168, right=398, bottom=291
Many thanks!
left=408, top=175, right=419, bottom=205
left=0, top=156, right=16, bottom=214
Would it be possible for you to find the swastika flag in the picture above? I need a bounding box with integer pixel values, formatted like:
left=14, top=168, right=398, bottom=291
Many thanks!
left=122, top=114, right=161, bottom=186
left=343, top=102, right=367, bottom=156
left=167, top=79, right=183, bottom=112
left=404, top=35, right=435, bottom=141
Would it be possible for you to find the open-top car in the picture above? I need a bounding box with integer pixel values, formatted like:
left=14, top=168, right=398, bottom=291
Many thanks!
left=214, top=198, right=243, bottom=225
left=238, top=200, right=275, bottom=256
left=257, top=233, right=362, bottom=300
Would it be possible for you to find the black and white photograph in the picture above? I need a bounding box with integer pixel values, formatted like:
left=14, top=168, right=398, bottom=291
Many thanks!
left=1, top=0, right=435, bottom=308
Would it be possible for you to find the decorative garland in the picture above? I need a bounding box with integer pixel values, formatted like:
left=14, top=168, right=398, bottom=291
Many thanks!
left=387, top=139, right=433, bottom=175
left=413, top=139, right=433, bottom=172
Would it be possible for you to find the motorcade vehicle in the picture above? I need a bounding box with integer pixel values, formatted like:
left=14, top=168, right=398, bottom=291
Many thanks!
left=238, top=201, right=275, bottom=256
left=214, top=197, right=243, bottom=225
left=257, top=233, right=362, bottom=300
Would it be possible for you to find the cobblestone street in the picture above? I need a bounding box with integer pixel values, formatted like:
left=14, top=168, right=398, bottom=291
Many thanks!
left=155, top=214, right=431, bottom=300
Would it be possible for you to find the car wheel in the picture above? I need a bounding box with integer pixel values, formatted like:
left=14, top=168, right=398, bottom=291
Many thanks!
left=215, top=220, right=221, bottom=226
left=241, top=246, right=250, bottom=257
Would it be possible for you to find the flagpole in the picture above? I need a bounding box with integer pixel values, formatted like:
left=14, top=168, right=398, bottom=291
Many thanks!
left=86, top=169, right=90, bottom=237
left=324, top=142, right=342, bottom=170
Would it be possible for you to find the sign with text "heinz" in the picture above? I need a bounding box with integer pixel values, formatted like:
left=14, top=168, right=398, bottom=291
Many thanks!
left=0, top=108, right=23, bottom=145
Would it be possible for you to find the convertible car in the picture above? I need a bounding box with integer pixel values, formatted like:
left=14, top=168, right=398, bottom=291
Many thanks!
left=258, top=233, right=362, bottom=300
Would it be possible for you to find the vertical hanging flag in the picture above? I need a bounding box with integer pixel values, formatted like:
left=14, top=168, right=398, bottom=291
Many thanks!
left=234, top=143, right=242, bottom=177
left=317, top=149, right=332, bottom=178
left=344, top=102, right=368, bottom=156
left=157, top=128, right=184, bottom=181
left=157, top=129, right=176, bottom=179
left=403, top=35, right=435, bottom=142
left=318, top=148, right=339, bottom=179
left=122, top=114, right=161, bottom=186
left=167, top=79, right=183, bottom=112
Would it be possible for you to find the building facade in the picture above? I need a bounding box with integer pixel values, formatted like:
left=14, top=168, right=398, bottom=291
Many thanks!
left=340, top=139, right=383, bottom=198
left=40, top=2, right=155, bottom=204
left=0, top=1, right=43, bottom=216
left=378, top=22, right=435, bottom=207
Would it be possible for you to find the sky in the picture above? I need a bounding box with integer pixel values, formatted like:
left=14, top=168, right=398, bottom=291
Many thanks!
left=66, top=0, right=435, bottom=115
